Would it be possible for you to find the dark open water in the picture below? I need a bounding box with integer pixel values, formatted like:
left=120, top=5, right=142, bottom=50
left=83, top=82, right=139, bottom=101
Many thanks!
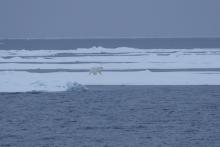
left=0, top=86, right=220, bottom=147
left=0, top=38, right=220, bottom=50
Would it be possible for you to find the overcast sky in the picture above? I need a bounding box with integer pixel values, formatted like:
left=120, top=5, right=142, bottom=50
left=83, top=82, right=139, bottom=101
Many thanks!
left=0, top=0, right=220, bottom=38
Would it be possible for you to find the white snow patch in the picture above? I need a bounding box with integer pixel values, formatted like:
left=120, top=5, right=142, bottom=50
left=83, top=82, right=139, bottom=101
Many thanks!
left=0, top=71, right=220, bottom=92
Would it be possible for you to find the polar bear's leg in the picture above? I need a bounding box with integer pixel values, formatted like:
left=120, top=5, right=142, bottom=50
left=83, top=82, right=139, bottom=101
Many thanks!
left=89, top=67, right=103, bottom=75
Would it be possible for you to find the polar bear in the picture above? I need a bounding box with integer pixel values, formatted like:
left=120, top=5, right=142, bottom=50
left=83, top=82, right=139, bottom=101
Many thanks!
left=89, top=66, right=104, bottom=75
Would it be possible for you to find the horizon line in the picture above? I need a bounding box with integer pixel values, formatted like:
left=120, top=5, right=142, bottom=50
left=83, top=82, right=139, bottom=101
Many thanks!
left=1, top=36, right=220, bottom=40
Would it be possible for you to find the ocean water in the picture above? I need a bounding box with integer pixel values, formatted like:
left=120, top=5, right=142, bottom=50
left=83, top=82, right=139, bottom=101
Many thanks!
left=0, top=38, right=220, bottom=50
left=0, top=86, right=220, bottom=147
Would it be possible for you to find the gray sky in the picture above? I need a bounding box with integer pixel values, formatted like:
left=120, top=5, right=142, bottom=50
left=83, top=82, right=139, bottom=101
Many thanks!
left=0, top=0, right=220, bottom=38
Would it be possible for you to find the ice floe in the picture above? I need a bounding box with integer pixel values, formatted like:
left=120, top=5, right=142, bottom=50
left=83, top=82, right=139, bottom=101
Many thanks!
left=0, top=47, right=220, bottom=92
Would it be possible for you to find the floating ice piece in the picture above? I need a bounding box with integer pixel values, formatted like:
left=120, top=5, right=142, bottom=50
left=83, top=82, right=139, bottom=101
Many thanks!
left=65, top=82, right=88, bottom=92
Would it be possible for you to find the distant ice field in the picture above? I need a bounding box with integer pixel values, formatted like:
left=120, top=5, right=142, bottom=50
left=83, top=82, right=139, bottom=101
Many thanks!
left=0, top=47, right=220, bottom=92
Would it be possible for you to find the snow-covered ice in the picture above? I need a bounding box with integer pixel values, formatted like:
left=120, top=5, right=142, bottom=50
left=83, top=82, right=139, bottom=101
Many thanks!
left=0, top=47, right=220, bottom=92
left=1, top=70, right=220, bottom=92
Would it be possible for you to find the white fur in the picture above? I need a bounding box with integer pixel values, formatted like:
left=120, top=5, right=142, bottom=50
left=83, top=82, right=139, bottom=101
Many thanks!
left=89, top=66, right=103, bottom=75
